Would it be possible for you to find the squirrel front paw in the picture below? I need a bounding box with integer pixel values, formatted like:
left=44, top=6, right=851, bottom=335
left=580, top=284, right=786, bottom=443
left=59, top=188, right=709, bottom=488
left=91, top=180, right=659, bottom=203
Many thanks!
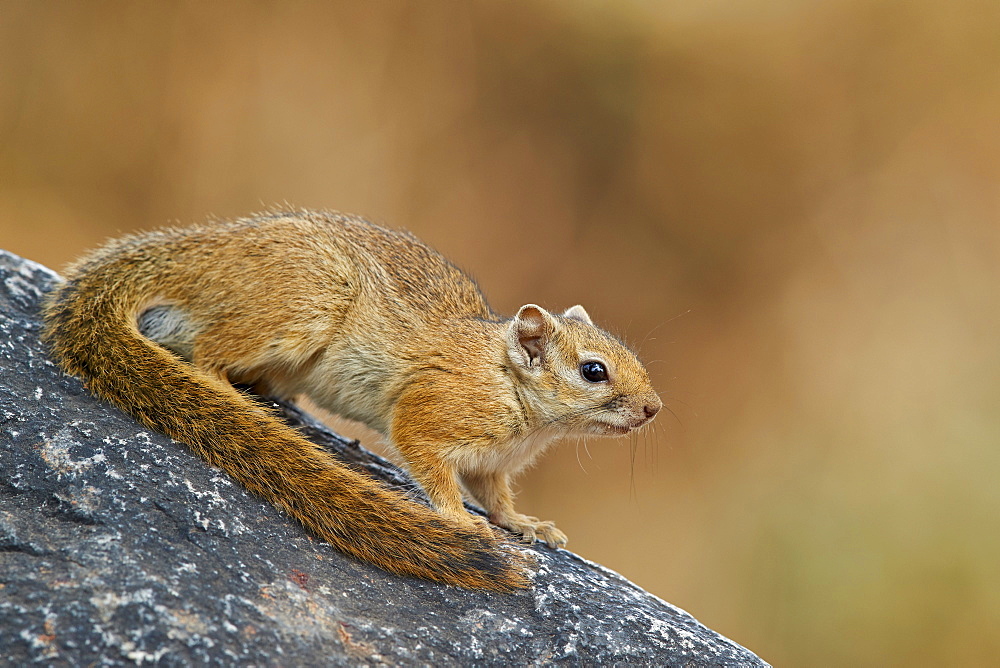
left=492, top=512, right=567, bottom=548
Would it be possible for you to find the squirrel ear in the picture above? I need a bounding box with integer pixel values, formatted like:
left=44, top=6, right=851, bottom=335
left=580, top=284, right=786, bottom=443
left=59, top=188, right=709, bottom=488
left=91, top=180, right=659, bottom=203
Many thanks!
left=507, top=304, right=555, bottom=368
left=562, top=304, right=593, bottom=325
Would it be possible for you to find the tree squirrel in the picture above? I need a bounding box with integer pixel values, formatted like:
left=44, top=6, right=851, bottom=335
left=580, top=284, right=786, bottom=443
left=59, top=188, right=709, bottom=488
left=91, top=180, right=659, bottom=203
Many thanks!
left=43, top=210, right=662, bottom=592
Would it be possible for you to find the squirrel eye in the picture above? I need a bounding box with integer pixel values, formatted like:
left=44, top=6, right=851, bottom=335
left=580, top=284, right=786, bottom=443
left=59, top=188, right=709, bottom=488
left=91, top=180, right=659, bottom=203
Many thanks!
left=580, top=361, right=608, bottom=383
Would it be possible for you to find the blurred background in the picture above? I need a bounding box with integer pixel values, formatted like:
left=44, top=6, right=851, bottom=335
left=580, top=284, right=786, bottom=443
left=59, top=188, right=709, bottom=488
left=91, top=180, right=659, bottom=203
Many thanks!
left=2, top=2, right=998, bottom=664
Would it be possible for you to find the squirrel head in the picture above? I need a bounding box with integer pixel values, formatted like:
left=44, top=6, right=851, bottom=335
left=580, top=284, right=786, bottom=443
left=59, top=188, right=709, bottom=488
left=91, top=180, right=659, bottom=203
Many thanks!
left=504, top=304, right=662, bottom=436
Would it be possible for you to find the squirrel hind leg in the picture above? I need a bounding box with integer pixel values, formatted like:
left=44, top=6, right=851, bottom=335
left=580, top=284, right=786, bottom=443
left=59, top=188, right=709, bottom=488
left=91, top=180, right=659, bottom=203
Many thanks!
left=137, top=304, right=196, bottom=361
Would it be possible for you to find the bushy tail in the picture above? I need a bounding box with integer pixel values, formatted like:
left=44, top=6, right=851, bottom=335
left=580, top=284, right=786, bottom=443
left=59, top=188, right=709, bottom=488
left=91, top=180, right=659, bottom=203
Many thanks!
left=42, top=267, right=528, bottom=592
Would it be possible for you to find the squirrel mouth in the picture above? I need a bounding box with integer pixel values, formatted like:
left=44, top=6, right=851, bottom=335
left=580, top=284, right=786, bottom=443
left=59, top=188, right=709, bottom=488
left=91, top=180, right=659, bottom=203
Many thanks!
left=594, top=422, right=632, bottom=436
left=593, top=413, right=656, bottom=435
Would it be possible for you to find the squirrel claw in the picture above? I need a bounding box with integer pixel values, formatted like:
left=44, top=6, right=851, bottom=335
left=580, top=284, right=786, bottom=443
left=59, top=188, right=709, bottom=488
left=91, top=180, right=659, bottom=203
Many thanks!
left=496, top=514, right=568, bottom=549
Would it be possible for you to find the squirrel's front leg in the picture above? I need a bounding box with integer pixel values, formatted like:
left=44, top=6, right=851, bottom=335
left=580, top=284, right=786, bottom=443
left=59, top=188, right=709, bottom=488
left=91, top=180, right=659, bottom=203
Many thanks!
left=389, top=402, right=490, bottom=536
left=463, top=471, right=568, bottom=548
left=399, top=449, right=494, bottom=537
left=391, top=382, right=508, bottom=540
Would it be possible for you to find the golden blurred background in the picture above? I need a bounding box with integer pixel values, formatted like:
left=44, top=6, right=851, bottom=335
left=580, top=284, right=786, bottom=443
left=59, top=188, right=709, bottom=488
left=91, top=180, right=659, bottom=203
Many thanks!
left=3, top=2, right=999, bottom=664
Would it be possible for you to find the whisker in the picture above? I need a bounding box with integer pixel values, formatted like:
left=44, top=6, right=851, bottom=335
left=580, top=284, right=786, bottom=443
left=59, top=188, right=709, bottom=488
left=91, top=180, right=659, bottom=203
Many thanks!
left=662, top=403, right=684, bottom=428
left=662, top=394, right=696, bottom=414
left=644, top=423, right=651, bottom=470
left=639, top=309, right=692, bottom=350
left=574, top=437, right=588, bottom=474
left=629, top=434, right=638, bottom=503
left=652, top=421, right=661, bottom=471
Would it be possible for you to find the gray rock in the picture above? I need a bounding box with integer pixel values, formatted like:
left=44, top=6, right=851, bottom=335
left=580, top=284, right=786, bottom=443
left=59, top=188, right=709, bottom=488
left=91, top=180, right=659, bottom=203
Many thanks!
left=0, top=249, right=768, bottom=666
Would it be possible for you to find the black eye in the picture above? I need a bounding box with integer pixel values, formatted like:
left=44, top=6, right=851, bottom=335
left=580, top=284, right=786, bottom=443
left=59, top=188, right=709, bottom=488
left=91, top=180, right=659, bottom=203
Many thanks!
left=580, top=361, right=608, bottom=383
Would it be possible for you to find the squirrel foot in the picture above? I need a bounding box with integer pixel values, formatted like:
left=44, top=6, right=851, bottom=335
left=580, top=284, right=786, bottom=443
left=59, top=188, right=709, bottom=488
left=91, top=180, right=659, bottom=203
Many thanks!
left=445, top=511, right=497, bottom=541
left=492, top=512, right=567, bottom=548
left=470, top=514, right=499, bottom=540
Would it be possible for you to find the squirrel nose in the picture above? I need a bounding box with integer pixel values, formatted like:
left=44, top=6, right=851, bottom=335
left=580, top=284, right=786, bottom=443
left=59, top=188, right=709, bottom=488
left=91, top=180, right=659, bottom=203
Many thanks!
left=644, top=402, right=660, bottom=419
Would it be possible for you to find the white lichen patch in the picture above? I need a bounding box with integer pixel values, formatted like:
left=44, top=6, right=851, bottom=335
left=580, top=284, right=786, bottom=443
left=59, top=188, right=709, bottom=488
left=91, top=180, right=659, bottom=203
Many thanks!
left=67, top=420, right=94, bottom=438
left=5, top=253, right=60, bottom=283
left=570, top=552, right=695, bottom=619
left=39, top=429, right=107, bottom=477
left=18, top=629, right=58, bottom=658
left=192, top=511, right=211, bottom=530
left=89, top=588, right=157, bottom=623
left=3, top=265, right=47, bottom=302
left=183, top=479, right=227, bottom=508
left=458, top=608, right=522, bottom=636
left=253, top=578, right=348, bottom=643
left=153, top=604, right=214, bottom=645
left=57, top=485, right=103, bottom=513
left=125, top=646, right=171, bottom=664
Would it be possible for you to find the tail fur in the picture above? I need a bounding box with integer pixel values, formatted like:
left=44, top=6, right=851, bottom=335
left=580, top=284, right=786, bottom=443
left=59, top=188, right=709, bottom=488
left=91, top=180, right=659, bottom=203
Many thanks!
left=42, top=261, right=528, bottom=592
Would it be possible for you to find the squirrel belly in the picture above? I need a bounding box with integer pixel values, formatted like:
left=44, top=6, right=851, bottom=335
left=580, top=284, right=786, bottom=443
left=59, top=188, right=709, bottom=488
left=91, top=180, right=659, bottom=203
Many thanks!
left=42, top=210, right=661, bottom=591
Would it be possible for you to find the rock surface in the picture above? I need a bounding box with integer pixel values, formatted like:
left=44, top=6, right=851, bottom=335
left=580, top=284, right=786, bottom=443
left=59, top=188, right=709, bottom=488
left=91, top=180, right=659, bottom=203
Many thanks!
left=0, top=249, right=768, bottom=666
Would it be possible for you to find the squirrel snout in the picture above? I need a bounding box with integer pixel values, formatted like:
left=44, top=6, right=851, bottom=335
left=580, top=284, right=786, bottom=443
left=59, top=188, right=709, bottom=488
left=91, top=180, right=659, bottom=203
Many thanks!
left=641, top=396, right=663, bottom=422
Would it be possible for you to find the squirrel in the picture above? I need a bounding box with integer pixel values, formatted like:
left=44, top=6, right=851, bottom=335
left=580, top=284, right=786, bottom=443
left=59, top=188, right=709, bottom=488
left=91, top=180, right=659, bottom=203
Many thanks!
left=42, top=209, right=662, bottom=592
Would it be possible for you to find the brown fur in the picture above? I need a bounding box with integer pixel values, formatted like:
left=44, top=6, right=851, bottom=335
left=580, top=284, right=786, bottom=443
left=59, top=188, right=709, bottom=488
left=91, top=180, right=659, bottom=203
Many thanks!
left=42, top=209, right=661, bottom=591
